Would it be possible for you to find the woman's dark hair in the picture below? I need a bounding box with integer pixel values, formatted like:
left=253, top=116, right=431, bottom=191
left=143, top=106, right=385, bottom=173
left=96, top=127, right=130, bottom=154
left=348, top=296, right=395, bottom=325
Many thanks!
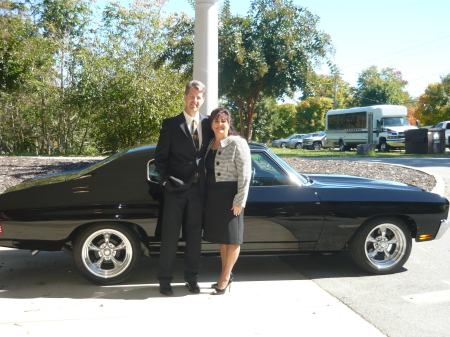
left=210, top=107, right=237, bottom=136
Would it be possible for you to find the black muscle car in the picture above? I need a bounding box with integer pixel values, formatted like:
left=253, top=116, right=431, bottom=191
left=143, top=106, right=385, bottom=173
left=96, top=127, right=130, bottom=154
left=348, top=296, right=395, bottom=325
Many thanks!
left=0, top=143, right=449, bottom=285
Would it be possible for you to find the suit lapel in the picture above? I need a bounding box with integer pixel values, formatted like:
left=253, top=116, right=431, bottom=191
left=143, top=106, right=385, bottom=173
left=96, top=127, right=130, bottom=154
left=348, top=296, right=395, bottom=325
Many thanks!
left=200, top=113, right=210, bottom=148
left=177, top=113, right=191, bottom=139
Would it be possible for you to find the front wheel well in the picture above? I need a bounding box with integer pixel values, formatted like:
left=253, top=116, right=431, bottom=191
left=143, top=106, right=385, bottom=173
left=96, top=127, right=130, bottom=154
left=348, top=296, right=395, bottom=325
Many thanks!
left=346, top=214, right=417, bottom=247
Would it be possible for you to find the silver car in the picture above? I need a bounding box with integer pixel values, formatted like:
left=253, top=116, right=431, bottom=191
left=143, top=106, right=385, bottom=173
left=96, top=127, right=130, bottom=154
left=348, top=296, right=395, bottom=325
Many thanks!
left=302, top=131, right=326, bottom=150
left=285, top=133, right=311, bottom=149
left=271, top=134, right=305, bottom=148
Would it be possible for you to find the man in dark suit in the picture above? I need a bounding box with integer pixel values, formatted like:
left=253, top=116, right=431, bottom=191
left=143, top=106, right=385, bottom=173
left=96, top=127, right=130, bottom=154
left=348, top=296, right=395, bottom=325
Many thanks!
left=155, top=80, right=213, bottom=295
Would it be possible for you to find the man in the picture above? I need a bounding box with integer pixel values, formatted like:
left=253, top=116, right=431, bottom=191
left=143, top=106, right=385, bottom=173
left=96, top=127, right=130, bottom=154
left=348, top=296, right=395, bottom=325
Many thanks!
left=154, top=80, right=213, bottom=295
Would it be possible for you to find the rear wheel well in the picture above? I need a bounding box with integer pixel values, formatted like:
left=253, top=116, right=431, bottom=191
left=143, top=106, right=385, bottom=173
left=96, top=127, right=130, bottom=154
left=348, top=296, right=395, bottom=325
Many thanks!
left=68, top=221, right=148, bottom=247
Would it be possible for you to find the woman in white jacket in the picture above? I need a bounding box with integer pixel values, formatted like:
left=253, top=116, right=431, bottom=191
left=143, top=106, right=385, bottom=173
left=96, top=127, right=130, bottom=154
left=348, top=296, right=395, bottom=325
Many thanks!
left=203, top=107, right=252, bottom=295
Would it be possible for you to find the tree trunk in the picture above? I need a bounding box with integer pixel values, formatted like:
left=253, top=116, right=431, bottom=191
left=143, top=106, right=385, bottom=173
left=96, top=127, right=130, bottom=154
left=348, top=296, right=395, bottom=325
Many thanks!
left=236, top=97, right=245, bottom=137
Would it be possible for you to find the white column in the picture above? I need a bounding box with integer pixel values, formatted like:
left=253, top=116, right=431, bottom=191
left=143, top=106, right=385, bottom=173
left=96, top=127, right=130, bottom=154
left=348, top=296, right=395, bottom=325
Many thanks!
left=194, top=0, right=219, bottom=115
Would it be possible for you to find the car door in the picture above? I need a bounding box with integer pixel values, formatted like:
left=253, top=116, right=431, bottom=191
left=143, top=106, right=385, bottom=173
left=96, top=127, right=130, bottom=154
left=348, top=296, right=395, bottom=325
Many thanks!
left=242, top=151, right=324, bottom=254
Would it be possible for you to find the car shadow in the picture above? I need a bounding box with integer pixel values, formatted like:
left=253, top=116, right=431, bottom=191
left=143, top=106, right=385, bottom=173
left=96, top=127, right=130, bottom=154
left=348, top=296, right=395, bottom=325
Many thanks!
left=0, top=248, right=405, bottom=300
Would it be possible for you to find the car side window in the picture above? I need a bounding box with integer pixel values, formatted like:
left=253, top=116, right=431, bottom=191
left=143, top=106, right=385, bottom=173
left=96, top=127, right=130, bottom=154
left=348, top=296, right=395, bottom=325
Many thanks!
left=147, top=160, right=160, bottom=184
left=250, top=152, right=291, bottom=186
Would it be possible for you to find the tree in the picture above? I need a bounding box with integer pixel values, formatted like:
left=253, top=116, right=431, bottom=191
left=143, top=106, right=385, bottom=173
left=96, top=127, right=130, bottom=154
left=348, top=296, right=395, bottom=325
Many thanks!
left=352, top=66, right=410, bottom=107
left=301, top=73, right=353, bottom=109
left=296, top=96, right=332, bottom=133
left=0, top=0, right=56, bottom=153
left=252, top=98, right=297, bottom=142
left=72, top=0, right=186, bottom=153
left=156, top=0, right=333, bottom=141
left=415, top=74, right=450, bottom=126
left=219, top=0, right=333, bottom=141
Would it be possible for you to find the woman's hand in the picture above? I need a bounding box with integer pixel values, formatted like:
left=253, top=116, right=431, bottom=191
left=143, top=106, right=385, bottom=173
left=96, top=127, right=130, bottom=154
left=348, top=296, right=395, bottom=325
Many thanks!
left=231, top=205, right=243, bottom=216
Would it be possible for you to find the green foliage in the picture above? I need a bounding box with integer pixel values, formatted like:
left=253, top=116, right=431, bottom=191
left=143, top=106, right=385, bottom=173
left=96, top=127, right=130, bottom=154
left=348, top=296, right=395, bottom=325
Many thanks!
left=155, top=0, right=334, bottom=141
left=72, top=1, right=186, bottom=154
left=301, top=73, right=353, bottom=109
left=416, top=74, right=450, bottom=126
left=352, top=66, right=410, bottom=107
left=0, top=0, right=188, bottom=155
left=252, top=98, right=297, bottom=142
left=0, top=2, right=55, bottom=92
left=219, top=0, right=333, bottom=140
left=296, top=96, right=332, bottom=132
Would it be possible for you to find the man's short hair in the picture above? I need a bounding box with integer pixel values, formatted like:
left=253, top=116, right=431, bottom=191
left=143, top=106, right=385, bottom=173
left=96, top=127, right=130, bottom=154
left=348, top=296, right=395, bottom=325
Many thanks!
left=185, top=80, right=206, bottom=96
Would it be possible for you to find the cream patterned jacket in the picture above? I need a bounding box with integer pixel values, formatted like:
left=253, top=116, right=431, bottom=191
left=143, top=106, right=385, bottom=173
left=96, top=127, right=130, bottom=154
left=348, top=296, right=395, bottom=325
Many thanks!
left=205, top=135, right=252, bottom=207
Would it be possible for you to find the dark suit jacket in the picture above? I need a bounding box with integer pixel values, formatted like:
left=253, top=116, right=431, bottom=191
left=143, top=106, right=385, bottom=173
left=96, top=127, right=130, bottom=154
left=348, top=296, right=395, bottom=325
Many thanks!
left=155, top=112, right=212, bottom=196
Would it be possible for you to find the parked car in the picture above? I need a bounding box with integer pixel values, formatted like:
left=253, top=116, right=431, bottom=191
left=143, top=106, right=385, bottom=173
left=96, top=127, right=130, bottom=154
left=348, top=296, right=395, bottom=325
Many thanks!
left=302, top=131, right=327, bottom=150
left=285, top=133, right=312, bottom=149
left=0, top=143, right=448, bottom=285
left=271, top=134, right=305, bottom=148
left=435, top=121, right=450, bottom=147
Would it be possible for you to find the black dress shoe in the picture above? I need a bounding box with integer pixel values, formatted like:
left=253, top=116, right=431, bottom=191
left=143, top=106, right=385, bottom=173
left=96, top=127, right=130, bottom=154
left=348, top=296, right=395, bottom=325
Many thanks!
left=185, top=282, right=200, bottom=294
left=159, top=284, right=173, bottom=296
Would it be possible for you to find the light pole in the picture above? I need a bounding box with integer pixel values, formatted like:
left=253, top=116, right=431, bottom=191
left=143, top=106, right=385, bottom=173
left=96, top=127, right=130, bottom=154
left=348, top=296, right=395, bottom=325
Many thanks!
left=193, top=0, right=219, bottom=115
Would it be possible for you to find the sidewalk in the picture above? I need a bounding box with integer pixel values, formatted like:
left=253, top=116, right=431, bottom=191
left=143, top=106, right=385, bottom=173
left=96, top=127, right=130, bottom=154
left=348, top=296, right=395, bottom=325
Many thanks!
left=0, top=249, right=385, bottom=337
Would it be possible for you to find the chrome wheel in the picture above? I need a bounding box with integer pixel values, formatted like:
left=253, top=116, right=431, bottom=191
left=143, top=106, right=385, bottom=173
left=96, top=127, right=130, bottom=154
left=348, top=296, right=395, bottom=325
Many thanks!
left=74, top=223, right=140, bottom=284
left=81, top=229, right=132, bottom=278
left=281, top=142, right=286, bottom=148
left=349, top=217, right=412, bottom=274
left=295, top=143, right=302, bottom=149
left=364, top=223, right=407, bottom=269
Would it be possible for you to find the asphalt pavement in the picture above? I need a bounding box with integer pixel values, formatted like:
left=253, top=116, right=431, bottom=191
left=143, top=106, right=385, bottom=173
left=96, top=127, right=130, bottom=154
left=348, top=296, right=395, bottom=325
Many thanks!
left=1, top=156, right=449, bottom=337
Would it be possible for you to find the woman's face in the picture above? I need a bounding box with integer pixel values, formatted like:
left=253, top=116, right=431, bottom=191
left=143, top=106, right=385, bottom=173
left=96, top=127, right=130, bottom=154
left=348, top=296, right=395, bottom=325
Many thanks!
left=212, top=115, right=229, bottom=138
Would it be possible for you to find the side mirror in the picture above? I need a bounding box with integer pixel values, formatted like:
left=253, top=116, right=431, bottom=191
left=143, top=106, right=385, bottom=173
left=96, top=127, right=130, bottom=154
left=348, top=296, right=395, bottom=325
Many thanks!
left=376, top=119, right=382, bottom=134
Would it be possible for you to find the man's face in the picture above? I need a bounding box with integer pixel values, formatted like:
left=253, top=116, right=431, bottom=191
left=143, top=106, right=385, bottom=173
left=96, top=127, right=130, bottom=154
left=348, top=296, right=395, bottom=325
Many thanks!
left=184, top=88, right=205, bottom=116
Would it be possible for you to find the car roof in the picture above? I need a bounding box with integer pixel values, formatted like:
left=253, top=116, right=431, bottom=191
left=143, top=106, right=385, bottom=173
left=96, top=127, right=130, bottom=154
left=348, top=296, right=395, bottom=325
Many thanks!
left=123, top=141, right=268, bottom=154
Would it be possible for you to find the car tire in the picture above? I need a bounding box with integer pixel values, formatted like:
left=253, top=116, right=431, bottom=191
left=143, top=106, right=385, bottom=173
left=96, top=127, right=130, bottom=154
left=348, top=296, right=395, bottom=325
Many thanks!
left=379, top=139, right=390, bottom=152
left=339, top=140, right=346, bottom=152
left=281, top=142, right=286, bottom=148
left=348, top=217, right=412, bottom=275
left=74, top=223, right=141, bottom=285
left=295, top=143, right=302, bottom=149
left=312, top=142, right=322, bottom=150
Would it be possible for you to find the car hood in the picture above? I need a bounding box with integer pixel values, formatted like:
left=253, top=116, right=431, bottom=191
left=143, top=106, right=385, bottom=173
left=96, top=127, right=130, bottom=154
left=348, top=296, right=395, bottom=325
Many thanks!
left=308, top=174, right=419, bottom=191
left=306, top=173, right=447, bottom=203
left=386, top=126, right=417, bottom=132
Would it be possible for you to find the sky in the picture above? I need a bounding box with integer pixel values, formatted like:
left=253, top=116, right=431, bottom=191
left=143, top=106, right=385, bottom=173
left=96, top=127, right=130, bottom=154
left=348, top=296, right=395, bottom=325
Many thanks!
left=98, top=0, right=450, bottom=99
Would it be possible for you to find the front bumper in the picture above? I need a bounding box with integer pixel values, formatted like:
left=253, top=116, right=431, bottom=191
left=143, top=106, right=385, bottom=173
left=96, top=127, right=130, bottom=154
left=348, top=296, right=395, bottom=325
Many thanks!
left=386, top=139, right=406, bottom=147
left=435, top=219, right=450, bottom=240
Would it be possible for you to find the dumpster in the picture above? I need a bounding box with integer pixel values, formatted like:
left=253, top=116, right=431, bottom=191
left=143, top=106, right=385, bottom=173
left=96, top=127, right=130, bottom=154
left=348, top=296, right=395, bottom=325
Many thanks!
left=405, top=129, right=428, bottom=154
left=428, top=128, right=445, bottom=154
left=405, top=128, right=445, bottom=154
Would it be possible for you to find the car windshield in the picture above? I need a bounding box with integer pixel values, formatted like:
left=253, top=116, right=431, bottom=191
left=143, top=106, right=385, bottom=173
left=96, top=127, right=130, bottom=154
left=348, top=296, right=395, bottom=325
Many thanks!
left=265, top=150, right=309, bottom=185
left=382, top=117, right=411, bottom=127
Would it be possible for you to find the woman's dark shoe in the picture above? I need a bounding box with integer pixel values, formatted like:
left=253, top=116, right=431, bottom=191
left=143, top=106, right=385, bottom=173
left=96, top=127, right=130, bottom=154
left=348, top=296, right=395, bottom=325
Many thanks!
left=211, top=282, right=231, bottom=295
left=211, top=273, right=234, bottom=289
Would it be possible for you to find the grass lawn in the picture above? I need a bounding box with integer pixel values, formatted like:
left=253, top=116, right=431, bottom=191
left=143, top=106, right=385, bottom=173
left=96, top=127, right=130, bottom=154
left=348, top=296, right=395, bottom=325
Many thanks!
left=270, top=146, right=450, bottom=158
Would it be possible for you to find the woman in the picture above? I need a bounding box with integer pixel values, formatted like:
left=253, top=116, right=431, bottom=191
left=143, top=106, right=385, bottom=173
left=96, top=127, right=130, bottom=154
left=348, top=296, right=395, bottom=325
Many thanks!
left=203, top=107, right=252, bottom=295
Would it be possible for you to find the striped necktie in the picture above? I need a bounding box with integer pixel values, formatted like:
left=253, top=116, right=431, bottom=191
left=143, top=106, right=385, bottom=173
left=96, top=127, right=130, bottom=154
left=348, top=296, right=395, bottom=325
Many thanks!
left=191, top=120, right=200, bottom=183
left=191, top=120, right=199, bottom=153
